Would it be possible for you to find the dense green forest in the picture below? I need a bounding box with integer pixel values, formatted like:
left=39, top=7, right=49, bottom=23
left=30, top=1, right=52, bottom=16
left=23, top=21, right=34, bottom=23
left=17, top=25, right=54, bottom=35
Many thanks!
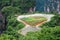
left=0, top=0, right=60, bottom=40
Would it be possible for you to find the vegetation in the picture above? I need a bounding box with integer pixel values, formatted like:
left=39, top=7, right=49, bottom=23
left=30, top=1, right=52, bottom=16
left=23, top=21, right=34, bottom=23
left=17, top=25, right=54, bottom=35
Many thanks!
left=40, top=14, right=60, bottom=27
left=21, top=17, right=47, bottom=26
left=0, top=0, right=60, bottom=40
left=0, top=26, right=60, bottom=40
left=26, top=26, right=60, bottom=40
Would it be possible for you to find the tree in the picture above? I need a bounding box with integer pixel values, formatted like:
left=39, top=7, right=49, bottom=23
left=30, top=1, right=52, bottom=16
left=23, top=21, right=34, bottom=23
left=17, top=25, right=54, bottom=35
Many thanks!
left=0, top=34, right=16, bottom=40
left=40, top=14, right=60, bottom=27
left=26, top=26, right=60, bottom=40
left=1, top=6, right=20, bottom=28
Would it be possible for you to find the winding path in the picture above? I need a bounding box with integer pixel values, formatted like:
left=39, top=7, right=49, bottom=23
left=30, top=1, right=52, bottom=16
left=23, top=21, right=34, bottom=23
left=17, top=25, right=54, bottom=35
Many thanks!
left=17, top=13, right=54, bottom=35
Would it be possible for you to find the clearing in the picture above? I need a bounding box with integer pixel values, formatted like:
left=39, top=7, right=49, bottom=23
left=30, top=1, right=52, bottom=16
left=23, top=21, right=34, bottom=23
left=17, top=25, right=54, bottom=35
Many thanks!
left=17, top=13, right=54, bottom=35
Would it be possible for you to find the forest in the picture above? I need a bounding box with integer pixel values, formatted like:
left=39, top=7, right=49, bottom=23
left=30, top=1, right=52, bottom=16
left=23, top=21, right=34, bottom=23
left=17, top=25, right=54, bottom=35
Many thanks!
left=0, top=0, right=60, bottom=40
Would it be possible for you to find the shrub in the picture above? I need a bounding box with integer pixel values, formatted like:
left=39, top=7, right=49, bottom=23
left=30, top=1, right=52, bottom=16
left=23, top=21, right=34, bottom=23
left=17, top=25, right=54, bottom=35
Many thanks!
left=26, top=26, right=60, bottom=40
left=40, top=14, right=60, bottom=27
left=0, top=34, right=16, bottom=40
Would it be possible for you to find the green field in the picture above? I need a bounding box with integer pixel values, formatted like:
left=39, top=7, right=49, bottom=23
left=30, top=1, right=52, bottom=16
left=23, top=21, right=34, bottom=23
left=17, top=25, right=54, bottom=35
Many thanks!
left=21, top=16, right=47, bottom=26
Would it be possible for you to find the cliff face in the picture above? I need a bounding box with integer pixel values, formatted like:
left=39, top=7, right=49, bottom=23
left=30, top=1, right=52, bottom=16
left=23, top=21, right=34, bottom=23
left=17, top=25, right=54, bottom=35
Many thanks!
left=35, top=0, right=60, bottom=13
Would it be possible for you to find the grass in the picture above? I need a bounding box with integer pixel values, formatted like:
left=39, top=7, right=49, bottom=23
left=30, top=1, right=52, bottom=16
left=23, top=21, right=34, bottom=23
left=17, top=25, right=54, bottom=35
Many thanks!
left=21, top=16, right=47, bottom=26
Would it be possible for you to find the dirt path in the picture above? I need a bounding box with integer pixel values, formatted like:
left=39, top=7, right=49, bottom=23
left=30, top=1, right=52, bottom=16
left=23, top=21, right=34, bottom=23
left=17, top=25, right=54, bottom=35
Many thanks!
left=17, top=13, right=54, bottom=35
